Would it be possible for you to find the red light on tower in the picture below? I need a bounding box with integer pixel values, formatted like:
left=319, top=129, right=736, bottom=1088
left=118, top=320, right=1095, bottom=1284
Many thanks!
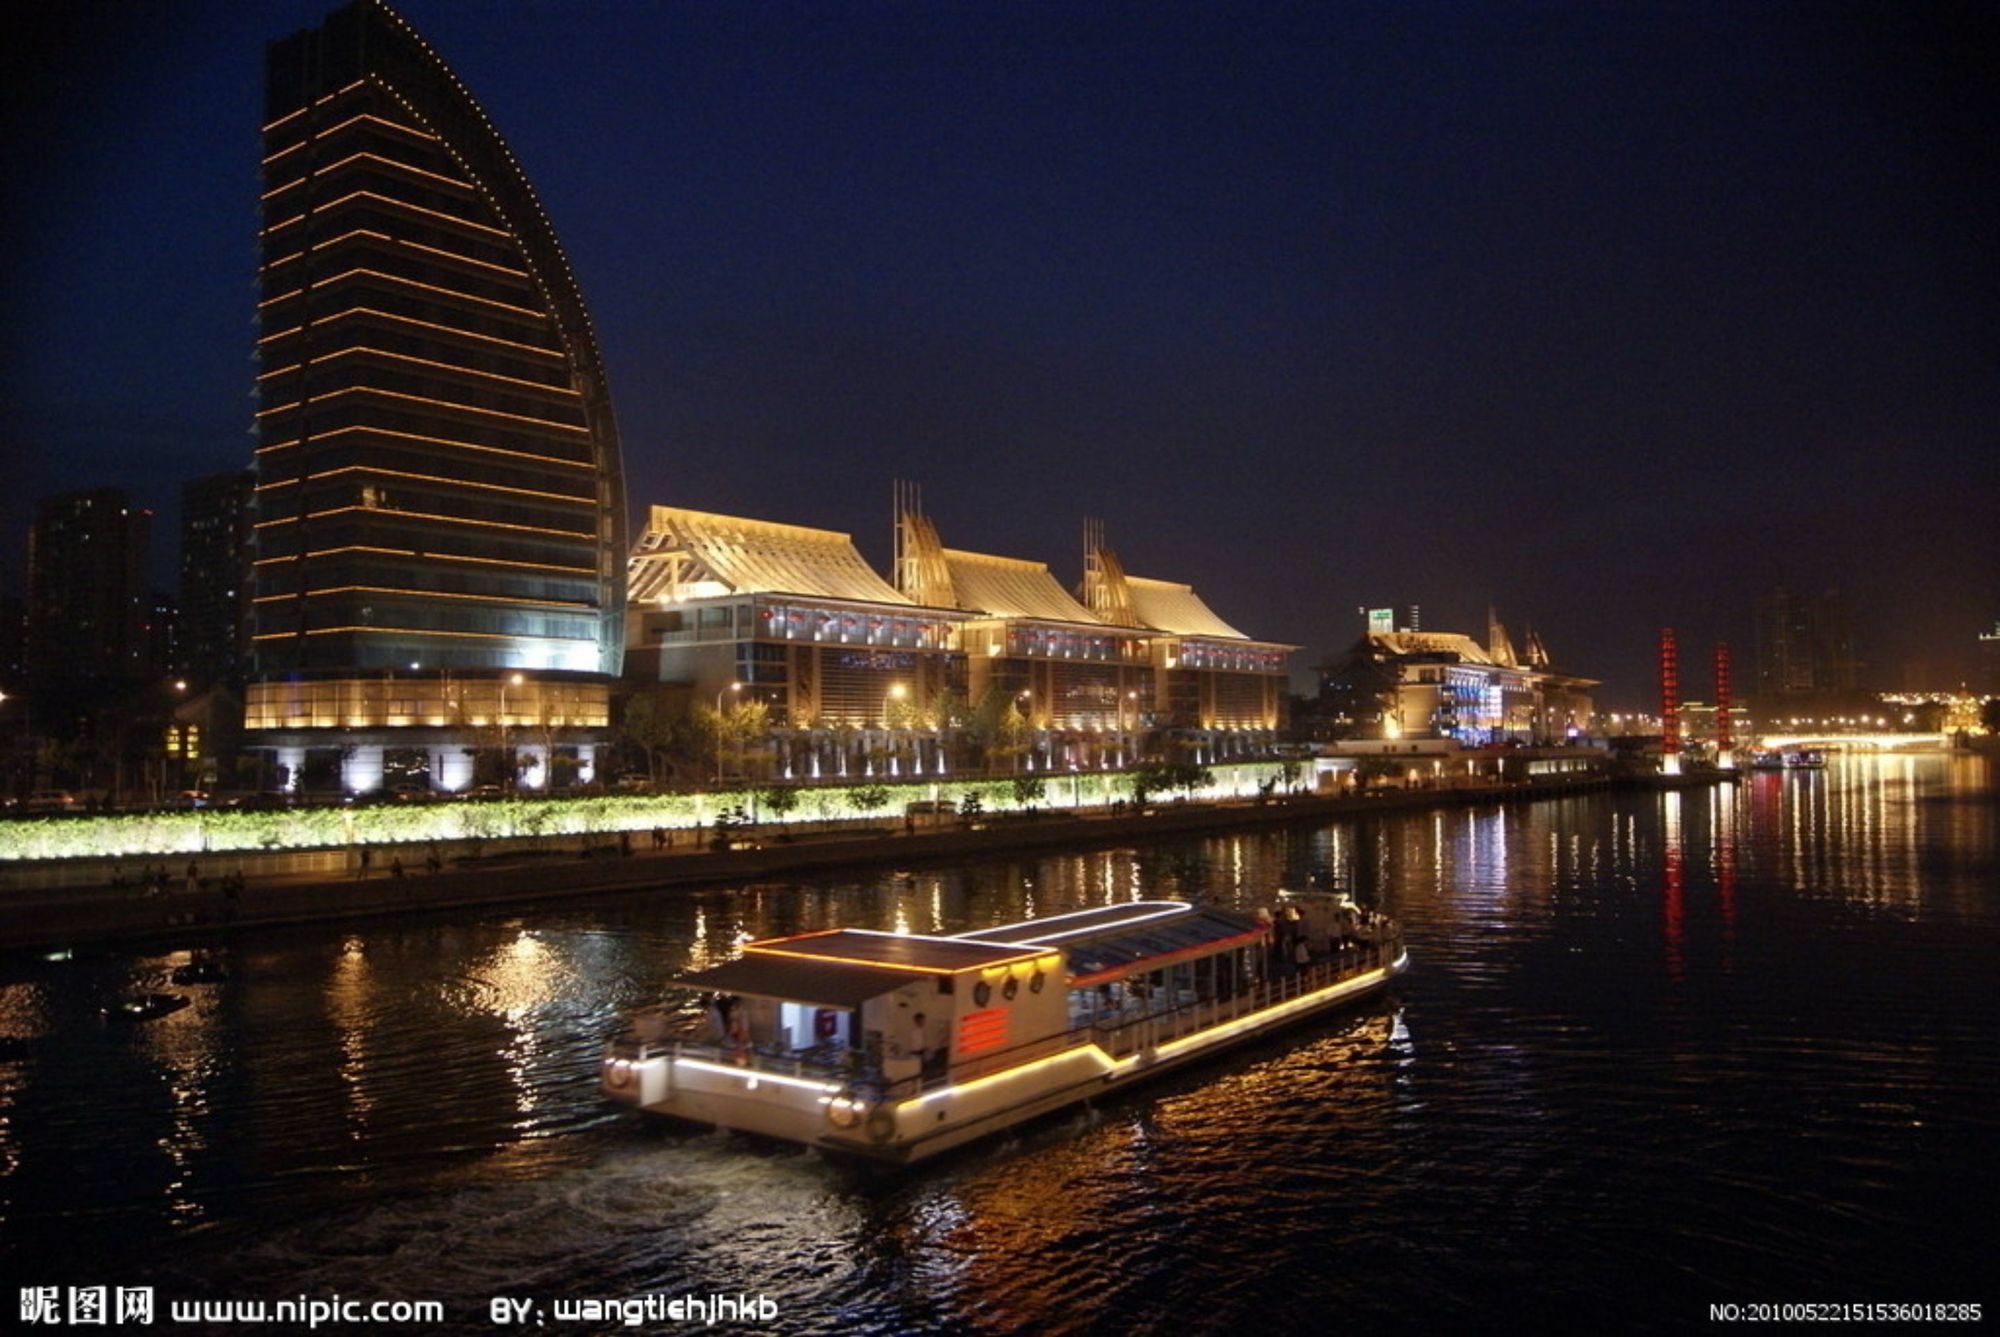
left=1714, top=642, right=1734, bottom=759
left=1659, top=628, right=1681, bottom=770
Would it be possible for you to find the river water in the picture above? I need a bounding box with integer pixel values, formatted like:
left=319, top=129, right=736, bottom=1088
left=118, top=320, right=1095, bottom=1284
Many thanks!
left=2, top=753, right=1994, bottom=1332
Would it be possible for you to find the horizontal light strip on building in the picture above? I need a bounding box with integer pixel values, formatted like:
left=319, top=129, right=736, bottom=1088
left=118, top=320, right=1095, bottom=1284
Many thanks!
left=255, top=425, right=591, bottom=470
left=261, top=189, right=511, bottom=241
left=261, top=114, right=435, bottom=167
left=259, top=266, right=546, bottom=319
left=394, top=236, right=530, bottom=278
left=261, top=228, right=394, bottom=274
left=256, top=309, right=565, bottom=361
left=261, top=150, right=474, bottom=202
left=257, top=345, right=577, bottom=396
left=253, top=504, right=591, bottom=539
left=255, top=386, right=588, bottom=435
left=253, top=544, right=595, bottom=575
left=255, top=463, right=593, bottom=505
left=260, top=80, right=368, bottom=134
left=265, top=226, right=529, bottom=279
left=252, top=585, right=597, bottom=610
left=252, top=625, right=598, bottom=645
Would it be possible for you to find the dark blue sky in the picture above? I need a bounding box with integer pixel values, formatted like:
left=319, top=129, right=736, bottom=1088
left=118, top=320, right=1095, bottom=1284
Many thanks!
left=4, top=1, right=1994, bottom=703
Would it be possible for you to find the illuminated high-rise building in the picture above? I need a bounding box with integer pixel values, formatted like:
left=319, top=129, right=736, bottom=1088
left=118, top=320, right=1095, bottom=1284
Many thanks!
left=247, top=0, right=625, bottom=792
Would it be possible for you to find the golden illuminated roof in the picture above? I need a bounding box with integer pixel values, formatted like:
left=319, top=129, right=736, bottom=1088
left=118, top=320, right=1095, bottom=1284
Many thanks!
left=1124, top=576, right=1246, bottom=638
left=941, top=549, right=1103, bottom=624
left=1371, top=631, right=1496, bottom=664
left=628, top=506, right=912, bottom=606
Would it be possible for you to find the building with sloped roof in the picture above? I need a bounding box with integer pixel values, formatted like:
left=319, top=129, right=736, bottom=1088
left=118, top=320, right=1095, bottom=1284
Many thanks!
left=1314, top=617, right=1597, bottom=744
left=894, top=505, right=1152, bottom=768
left=625, top=506, right=965, bottom=778
left=1079, top=521, right=1293, bottom=755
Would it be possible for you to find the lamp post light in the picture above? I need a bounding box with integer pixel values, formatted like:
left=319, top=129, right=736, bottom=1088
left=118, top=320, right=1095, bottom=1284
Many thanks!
left=714, top=681, right=741, bottom=784
left=884, top=682, right=909, bottom=777
left=500, top=672, right=525, bottom=790
left=1016, top=689, right=1036, bottom=772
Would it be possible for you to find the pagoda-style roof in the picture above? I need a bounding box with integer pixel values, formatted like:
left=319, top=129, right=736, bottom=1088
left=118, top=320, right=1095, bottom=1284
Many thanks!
left=1124, top=576, right=1246, bottom=639
left=629, top=506, right=912, bottom=607
left=942, top=549, right=1105, bottom=625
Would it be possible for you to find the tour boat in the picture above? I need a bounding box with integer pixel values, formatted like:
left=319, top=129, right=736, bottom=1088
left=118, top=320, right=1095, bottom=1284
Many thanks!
left=603, top=895, right=1408, bottom=1163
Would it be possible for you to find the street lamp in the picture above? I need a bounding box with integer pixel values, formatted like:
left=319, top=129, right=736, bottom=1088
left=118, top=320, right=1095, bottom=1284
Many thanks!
left=500, top=672, right=525, bottom=790
left=884, top=682, right=909, bottom=776
left=714, top=681, right=741, bottom=784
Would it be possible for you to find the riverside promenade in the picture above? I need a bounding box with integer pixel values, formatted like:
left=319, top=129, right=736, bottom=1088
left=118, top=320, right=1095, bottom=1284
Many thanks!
left=0, top=776, right=1609, bottom=952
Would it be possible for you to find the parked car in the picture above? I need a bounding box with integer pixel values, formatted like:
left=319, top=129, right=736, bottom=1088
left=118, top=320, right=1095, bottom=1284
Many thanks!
left=25, top=790, right=78, bottom=814
left=460, top=784, right=506, bottom=800
left=224, top=792, right=296, bottom=811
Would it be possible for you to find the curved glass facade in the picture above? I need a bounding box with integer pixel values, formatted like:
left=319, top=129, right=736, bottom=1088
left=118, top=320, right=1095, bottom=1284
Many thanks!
left=250, top=0, right=624, bottom=680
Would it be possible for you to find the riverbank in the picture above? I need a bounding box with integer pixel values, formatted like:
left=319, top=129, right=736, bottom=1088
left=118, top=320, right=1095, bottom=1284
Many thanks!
left=0, top=776, right=1609, bottom=952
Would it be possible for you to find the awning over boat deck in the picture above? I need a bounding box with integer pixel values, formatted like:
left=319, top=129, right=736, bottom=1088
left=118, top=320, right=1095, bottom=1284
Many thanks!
left=754, top=928, right=1046, bottom=971
left=671, top=929, right=1055, bottom=1008
left=672, top=956, right=915, bottom=1010
left=958, top=901, right=1269, bottom=986
left=1060, top=908, right=1267, bottom=985
left=959, top=900, right=1195, bottom=947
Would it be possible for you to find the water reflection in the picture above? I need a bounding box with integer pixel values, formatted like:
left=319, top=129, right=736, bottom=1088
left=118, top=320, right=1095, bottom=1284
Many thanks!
left=0, top=754, right=1991, bottom=1329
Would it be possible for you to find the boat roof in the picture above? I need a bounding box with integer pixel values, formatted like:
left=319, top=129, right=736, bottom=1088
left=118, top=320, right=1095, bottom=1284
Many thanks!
left=670, top=929, right=1053, bottom=1009
left=752, top=928, right=1045, bottom=971
left=959, top=900, right=1268, bottom=986
left=671, top=906, right=1269, bottom=1007
left=675, top=955, right=928, bottom=1009
left=958, top=900, right=1199, bottom=946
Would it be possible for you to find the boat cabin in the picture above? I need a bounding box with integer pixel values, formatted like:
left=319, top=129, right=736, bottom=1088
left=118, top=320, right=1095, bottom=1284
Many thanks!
left=668, top=901, right=1289, bottom=1093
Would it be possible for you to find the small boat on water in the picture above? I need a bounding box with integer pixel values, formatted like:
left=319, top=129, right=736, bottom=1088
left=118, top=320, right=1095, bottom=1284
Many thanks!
left=101, top=993, right=189, bottom=1024
left=604, top=894, right=1407, bottom=1163
left=1750, top=748, right=1827, bottom=771
left=170, top=955, right=226, bottom=985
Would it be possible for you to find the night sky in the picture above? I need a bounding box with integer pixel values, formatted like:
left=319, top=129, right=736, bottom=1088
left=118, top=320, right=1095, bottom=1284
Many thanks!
left=4, top=1, right=1994, bottom=704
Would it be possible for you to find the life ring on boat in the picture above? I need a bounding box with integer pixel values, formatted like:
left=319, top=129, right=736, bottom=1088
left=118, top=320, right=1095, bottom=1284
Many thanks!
left=605, top=1061, right=632, bottom=1090
left=863, top=1107, right=898, bottom=1144
left=814, top=1008, right=841, bottom=1042
left=824, top=1093, right=863, bottom=1130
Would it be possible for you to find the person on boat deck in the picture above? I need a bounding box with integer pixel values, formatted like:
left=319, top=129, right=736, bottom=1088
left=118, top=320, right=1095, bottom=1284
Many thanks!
left=911, top=1013, right=945, bottom=1080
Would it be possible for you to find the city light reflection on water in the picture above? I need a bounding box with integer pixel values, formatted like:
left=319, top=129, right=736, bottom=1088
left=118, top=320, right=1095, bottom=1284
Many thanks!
left=0, top=753, right=1992, bottom=1330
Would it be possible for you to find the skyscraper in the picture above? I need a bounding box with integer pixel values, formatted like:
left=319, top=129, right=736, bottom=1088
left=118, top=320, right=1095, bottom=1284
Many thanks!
left=25, top=488, right=152, bottom=692
left=247, top=0, right=626, bottom=792
left=1755, top=588, right=1857, bottom=696
left=178, top=470, right=252, bottom=689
